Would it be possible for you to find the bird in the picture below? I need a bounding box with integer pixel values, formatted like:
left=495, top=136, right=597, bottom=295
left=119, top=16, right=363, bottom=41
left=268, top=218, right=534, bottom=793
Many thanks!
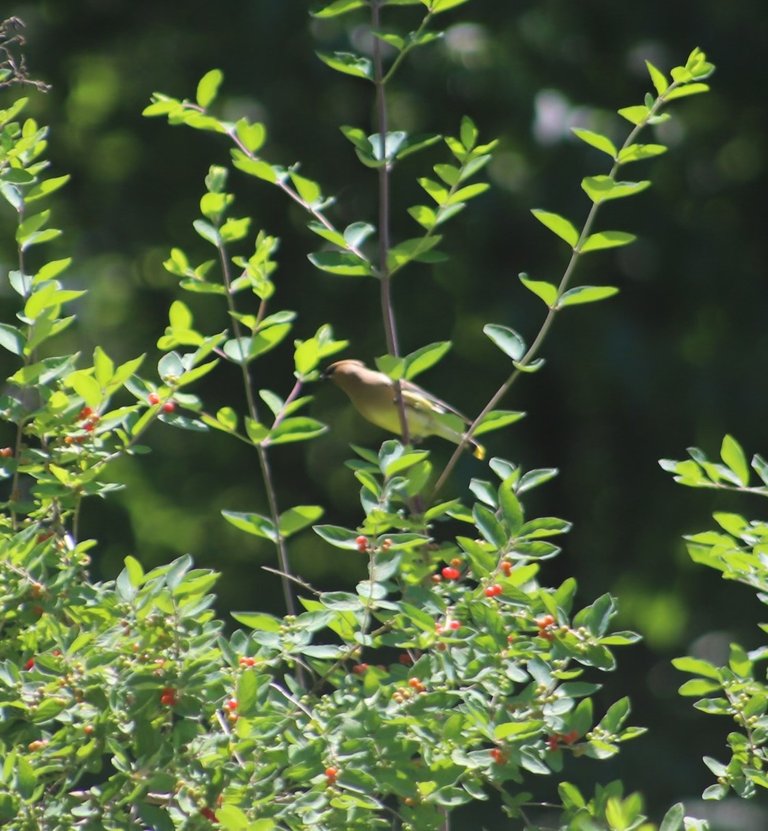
left=323, top=359, right=485, bottom=460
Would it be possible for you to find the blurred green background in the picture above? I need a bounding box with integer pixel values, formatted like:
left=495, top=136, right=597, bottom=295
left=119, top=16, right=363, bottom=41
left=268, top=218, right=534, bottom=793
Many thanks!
left=2, top=1, right=767, bottom=825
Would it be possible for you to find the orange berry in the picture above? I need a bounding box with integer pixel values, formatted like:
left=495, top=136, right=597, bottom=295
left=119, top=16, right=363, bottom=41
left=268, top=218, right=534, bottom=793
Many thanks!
left=324, top=766, right=338, bottom=781
left=0, top=447, right=12, bottom=458
left=147, top=393, right=160, bottom=405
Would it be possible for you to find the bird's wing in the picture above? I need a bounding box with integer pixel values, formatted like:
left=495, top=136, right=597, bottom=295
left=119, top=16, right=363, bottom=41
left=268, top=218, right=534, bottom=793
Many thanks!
left=400, top=379, right=470, bottom=424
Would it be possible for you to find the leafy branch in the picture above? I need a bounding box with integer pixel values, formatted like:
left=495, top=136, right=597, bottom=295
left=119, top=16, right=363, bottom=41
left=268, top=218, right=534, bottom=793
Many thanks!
left=433, top=48, right=715, bottom=495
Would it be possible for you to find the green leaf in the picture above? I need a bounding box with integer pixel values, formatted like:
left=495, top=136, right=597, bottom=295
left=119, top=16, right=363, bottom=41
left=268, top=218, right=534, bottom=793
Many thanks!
left=617, top=104, right=651, bottom=125
left=311, top=0, right=366, bottom=16
left=344, top=221, right=375, bottom=249
left=646, top=61, right=669, bottom=95
left=459, top=115, right=478, bottom=151
left=308, top=251, right=372, bottom=277
left=196, top=69, right=223, bottom=108
left=659, top=804, right=688, bottom=831
left=317, top=51, right=373, bottom=80
left=0, top=324, right=25, bottom=356
left=618, top=143, right=667, bottom=164
left=290, top=172, right=322, bottom=206
left=231, top=611, right=281, bottom=631
left=222, top=510, right=277, bottom=542
left=720, top=434, right=749, bottom=486
left=231, top=151, right=278, bottom=183
left=571, top=127, right=617, bottom=158
left=268, top=417, right=327, bottom=445
left=387, top=236, right=444, bottom=270
left=664, top=83, right=710, bottom=101
left=498, top=477, right=523, bottom=534
left=408, top=204, right=437, bottom=230
left=579, top=231, right=636, bottom=253
left=314, top=525, right=361, bottom=550
left=484, top=324, right=525, bottom=361
left=531, top=209, right=579, bottom=247
left=429, top=0, right=470, bottom=13
left=519, top=274, right=558, bottom=307
left=279, top=505, right=324, bottom=538
left=234, top=118, right=266, bottom=153
left=473, top=410, right=525, bottom=436
left=473, top=503, right=507, bottom=548
left=404, top=341, right=451, bottom=380
left=581, top=176, right=651, bottom=203
left=558, top=286, right=619, bottom=308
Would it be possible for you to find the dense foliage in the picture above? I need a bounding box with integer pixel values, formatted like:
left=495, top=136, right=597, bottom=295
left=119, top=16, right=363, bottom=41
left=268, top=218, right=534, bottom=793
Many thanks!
left=0, top=2, right=764, bottom=830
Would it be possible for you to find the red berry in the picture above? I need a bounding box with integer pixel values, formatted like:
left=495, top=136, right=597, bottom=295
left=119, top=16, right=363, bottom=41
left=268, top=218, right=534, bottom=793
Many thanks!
left=23, top=658, right=35, bottom=670
left=225, top=698, right=238, bottom=711
left=490, top=748, right=506, bottom=764
left=355, top=535, right=368, bottom=552
left=0, top=447, right=13, bottom=458
left=352, top=663, right=369, bottom=675
left=83, top=724, right=94, bottom=735
left=200, top=806, right=217, bottom=822
left=159, top=687, right=177, bottom=706
left=162, top=401, right=176, bottom=413
left=398, top=653, right=413, bottom=666
left=484, top=584, right=503, bottom=597
left=441, top=566, right=460, bottom=580
left=77, top=407, right=93, bottom=420
left=448, top=620, right=461, bottom=630
left=147, top=393, right=160, bottom=405
left=239, top=656, right=255, bottom=667
left=547, top=735, right=560, bottom=752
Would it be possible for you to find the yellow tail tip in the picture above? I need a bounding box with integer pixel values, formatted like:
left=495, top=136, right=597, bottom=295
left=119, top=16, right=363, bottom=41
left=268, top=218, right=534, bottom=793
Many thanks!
left=473, top=443, right=486, bottom=461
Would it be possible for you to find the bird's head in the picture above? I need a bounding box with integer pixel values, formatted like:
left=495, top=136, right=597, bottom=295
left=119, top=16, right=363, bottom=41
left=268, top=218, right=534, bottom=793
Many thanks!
left=322, top=359, right=367, bottom=383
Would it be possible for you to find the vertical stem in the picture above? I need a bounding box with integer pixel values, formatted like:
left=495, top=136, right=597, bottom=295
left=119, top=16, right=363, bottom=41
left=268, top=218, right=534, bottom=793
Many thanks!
left=216, top=243, right=298, bottom=619
left=371, top=0, right=412, bottom=447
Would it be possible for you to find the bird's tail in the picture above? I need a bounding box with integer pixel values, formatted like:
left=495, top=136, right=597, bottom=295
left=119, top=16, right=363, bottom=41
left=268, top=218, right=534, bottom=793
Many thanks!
left=469, top=436, right=486, bottom=461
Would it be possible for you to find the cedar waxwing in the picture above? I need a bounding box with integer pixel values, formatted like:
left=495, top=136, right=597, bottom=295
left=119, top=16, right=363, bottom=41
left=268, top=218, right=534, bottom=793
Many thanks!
left=324, top=359, right=485, bottom=460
